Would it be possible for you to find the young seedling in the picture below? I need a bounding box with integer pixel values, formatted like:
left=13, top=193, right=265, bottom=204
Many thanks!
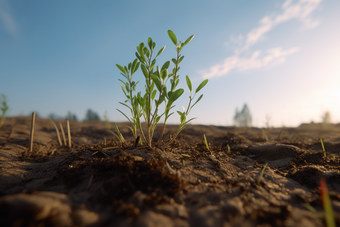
left=203, top=134, right=210, bottom=151
left=227, top=144, right=231, bottom=153
left=0, top=94, right=9, bottom=128
left=303, top=203, right=324, bottom=219
left=107, top=123, right=125, bottom=143
left=320, top=178, right=336, bottom=227
left=258, top=163, right=268, bottom=184
left=320, top=138, right=326, bottom=157
left=262, top=129, right=269, bottom=142
left=181, top=154, right=191, bottom=158
left=116, top=30, right=208, bottom=150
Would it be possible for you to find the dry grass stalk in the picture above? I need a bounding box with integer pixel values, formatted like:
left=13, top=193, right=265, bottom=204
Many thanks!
left=59, top=123, right=67, bottom=146
left=67, top=120, right=71, bottom=148
left=49, top=118, right=62, bottom=146
left=29, top=112, right=36, bottom=152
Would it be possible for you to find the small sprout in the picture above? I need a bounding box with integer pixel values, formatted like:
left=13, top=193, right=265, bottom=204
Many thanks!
left=203, top=134, right=209, bottom=151
left=303, top=203, right=323, bottom=219
left=107, top=123, right=125, bottom=143
left=263, top=133, right=269, bottom=142
left=227, top=144, right=230, bottom=153
left=258, top=163, right=268, bottom=184
left=181, top=154, right=191, bottom=158
left=320, top=178, right=336, bottom=227
left=182, top=160, right=185, bottom=166
left=320, top=138, right=326, bottom=157
left=104, top=137, right=107, bottom=146
left=0, top=94, right=9, bottom=128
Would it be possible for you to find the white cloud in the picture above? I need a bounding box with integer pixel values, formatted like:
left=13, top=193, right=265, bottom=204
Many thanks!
left=201, top=47, right=300, bottom=79
left=244, top=0, right=322, bottom=50
left=201, top=0, right=322, bottom=79
left=0, top=0, right=19, bottom=38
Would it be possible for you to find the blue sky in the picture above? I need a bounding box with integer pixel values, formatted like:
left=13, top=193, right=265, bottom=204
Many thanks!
left=1, top=0, right=339, bottom=127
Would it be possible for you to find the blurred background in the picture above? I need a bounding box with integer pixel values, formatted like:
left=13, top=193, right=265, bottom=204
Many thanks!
left=0, top=0, right=339, bottom=127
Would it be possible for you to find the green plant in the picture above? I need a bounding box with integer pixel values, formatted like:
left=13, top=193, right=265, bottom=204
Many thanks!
left=0, top=94, right=8, bottom=128
left=107, top=123, right=125, bottom=143
left=258, top=163, right=268, bottom=183
left=116, top=30, right=208, bottom=150
left=320, top=178, right=336, bottom=227
left=227, top=144, right=231, bottom=153
left=203, top=134, right=209, bottom=151
left=263, top=133, right=269, bottom=142
left=320, top=138, right=326, bottom=157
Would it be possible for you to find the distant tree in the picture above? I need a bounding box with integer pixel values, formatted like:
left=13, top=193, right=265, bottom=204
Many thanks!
left=321, top=111, right=331, bottom=124
left=84, top=109, right=100, bottom=121
left=49, top=113, right=63, bottom=121
left=65, top=111, right=78, bottom=121
left=233, top=103, right=252, bottom=127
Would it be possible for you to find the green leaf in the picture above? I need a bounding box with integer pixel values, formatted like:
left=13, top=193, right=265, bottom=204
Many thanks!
left=148, top=37, right=153, bottom=50
left=119, top=102, right=132, bottom=112
left=133, top=62, right=140, bottom=74
left=180, top=112, right=186, bottom=124
left=151, top=90, right=157, bottom=100
left=155, top=115, right=162, bottom=125
left=195, top=79, right=208, bottom=93
left=137, top=95, right=144, bottom=107
left=141, top=64, right=149, bottom=78
left=135, top=52, right=144, bottom=63
left=168, top=30, right=177, bottom=45
left=161, top=61, right=170, bottom=71
left=183, top=35, right=194, bottom=46
left=169, top=88, right=184, bottom=104
left=120, top=84, right=127, bottom=96
left=131, top=58, right=139, bottom=75
left=178, top=56, right=184, bottom=64
left=116, top=109, right=133, bottom=124
left=186, top=75, right=192, bottom=92
left=152, top=42, right=156, bottom=49
left=150, top=81, right=155, bottom=92
left=159, top=91, right=166, bottom=104
left=156, top=46, right=166, bottom=57
left=171, top=58, right=177, bottom=65
left=116, top=64, right=126, bottom=74
left=161, top=69, right=168, bottom=80
left=150, top=74, right=162, bottom=91
left=190, top=94, right=203, bottom=111
left=137, top=42, right=145, bottom=54
left=151, top=59, right=157, bottom=71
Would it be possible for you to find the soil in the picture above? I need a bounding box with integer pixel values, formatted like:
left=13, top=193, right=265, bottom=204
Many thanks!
left=0, top=117, right=340, bottom=227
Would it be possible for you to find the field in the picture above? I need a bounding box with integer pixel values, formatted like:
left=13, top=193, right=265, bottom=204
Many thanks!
left=0, top=117, right=339, bottom=227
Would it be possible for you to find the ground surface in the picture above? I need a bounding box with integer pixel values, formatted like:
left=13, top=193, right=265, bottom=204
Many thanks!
left=0, top=117, right=340, bottom=227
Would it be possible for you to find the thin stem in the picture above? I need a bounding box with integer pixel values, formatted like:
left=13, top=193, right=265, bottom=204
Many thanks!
left=185, top=97, right=193, bottom=116
left=157, top=118, right=167, bottom=143
left=158, top=51, right=181, bottom=143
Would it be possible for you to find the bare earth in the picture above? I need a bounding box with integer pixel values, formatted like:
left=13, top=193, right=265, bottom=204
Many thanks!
left=0, top=117, right=340, bottom=227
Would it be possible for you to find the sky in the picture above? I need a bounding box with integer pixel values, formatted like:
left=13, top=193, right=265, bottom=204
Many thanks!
left=1, top=0, right=340, bottom=127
